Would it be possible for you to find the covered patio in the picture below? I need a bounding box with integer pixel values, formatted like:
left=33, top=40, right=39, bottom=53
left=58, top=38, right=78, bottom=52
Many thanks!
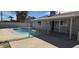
left=34, top=14, right=78, bottom=40
left=49, top=16, right=74, bottom=40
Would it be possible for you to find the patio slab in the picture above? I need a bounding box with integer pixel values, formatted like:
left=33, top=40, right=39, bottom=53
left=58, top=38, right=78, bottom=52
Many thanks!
left=32, top=32, right=79, bottom=48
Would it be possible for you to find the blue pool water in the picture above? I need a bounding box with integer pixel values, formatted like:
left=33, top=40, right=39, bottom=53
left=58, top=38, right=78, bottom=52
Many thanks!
left=13, top=28, right=36, bottom=35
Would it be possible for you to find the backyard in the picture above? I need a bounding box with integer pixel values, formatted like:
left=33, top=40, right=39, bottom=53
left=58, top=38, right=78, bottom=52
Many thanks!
left=0, top=11, right=79, bottom=48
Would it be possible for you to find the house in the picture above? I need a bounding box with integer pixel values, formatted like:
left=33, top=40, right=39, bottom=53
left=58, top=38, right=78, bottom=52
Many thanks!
left=32, top=11, right=79, bottom=40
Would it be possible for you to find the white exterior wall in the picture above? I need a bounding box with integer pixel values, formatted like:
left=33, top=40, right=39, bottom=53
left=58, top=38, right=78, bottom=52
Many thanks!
left=32, top=17, right=79, bottom=37
left=33, top=19, right=70, bottom=34
left=41, top=20, right=50, bottom=32
left=59, top=20, right=69, bottom=33
left=33, top=20, right=51, bottom=33
left=32, top=21, right=40, bottom=30
left=72, top=17, right=79, bottom=35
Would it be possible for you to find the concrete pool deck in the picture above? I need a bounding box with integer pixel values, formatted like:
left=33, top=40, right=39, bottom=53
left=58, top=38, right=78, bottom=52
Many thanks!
left=10, top=37, right=57, bottom=48
left=0, top=28, right=29, bottom=42
left=0, top=28, right=57, bottom=48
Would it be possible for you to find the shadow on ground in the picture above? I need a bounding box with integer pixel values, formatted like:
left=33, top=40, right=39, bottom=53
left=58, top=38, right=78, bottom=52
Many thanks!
left=31, top=32, right=79, bottom=48
left=0, top=41, right=11, bottom=48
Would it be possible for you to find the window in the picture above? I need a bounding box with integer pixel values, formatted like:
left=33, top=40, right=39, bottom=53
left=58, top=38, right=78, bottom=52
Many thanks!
left=38, top=21, right=41, bottom=25
left=60, top=21, right=64, bottom=25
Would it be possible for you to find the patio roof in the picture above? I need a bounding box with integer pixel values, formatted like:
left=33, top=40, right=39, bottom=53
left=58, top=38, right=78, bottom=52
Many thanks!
left=33, top=11, right=79, bottom=21
left=33, top=15, right=76, bottom=21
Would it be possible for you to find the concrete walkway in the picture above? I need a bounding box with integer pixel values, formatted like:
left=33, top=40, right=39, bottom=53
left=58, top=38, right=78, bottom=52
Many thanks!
left=73, top=45, right=79, bottom=48
left=10, top=37, right=57, bottom=48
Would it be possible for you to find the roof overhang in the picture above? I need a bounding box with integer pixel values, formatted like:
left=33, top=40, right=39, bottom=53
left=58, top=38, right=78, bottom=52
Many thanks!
left=33, top=14, right=78, bottom=21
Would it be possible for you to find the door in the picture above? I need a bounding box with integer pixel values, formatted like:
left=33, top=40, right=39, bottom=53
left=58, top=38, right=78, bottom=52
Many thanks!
left=50, top=21, right=54, bottom=32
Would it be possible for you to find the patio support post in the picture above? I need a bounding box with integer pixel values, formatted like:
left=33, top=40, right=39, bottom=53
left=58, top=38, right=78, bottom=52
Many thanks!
left=59, top=20, right=61, bottom=32
left=69, top=17, right=73, bottom=40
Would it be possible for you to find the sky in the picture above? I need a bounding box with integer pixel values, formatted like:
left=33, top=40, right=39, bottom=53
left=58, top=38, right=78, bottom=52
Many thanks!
left=0, top=11, right=69, bottom=21
left=28, top=11, right=50, bottom=18
left=0, top=11, right=16, bottom=21
left=0, top=11, right=50, bottom=21
left=28, top=11, right=70, bottom=17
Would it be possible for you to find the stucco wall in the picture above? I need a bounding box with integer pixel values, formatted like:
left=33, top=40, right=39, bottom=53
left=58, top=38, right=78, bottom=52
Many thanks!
left=59, top=19, right=70, bottom=33
left=32, top=17, right=79, bottom=35
left=33, top=20, right=51, bottom=33
left=72, top=17, right=79, bottom=35
left=32, top=19, right=69, bottom=34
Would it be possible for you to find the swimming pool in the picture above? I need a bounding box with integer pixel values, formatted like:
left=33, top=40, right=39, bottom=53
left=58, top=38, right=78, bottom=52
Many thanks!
left=13, top=28, right=36, bottom=36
